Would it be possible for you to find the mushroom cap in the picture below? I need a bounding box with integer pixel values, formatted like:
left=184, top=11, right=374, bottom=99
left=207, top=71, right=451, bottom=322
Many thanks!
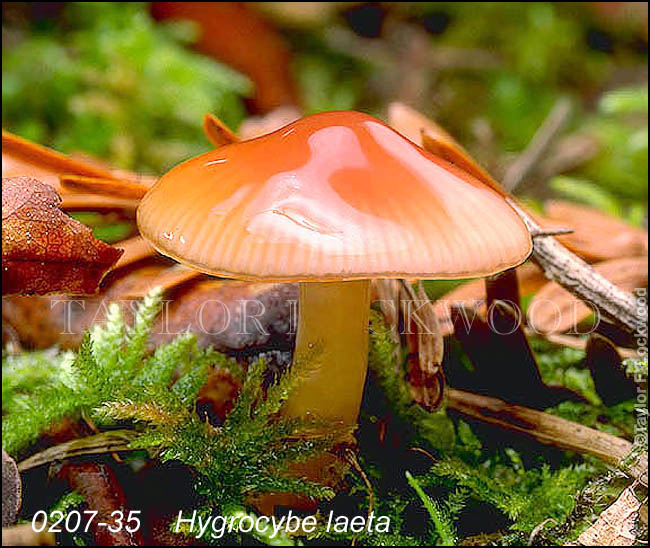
left=137, top=111, right=532, bottom=282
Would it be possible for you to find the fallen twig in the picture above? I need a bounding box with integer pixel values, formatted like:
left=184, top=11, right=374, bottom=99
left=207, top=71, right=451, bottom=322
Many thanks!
left=17, top=430, right=137, bottom=472
left=446, top=388, right=648, bottom=487
left=57, top=460, right=144, bottom=545
left=509, top=200, right=645, bottom=334
left=1, top=524, right=55, bottom=546
left=502, top=97, right=572, bottom=191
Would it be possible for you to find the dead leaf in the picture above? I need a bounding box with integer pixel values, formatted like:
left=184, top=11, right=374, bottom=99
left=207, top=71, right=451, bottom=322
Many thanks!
left=373, top=278, right=445, bottom=411
left=202, top=113, right=240, bottom=147
left=576, top=486, right=642, bottom=546
left=238, top=106, right=302, bottom=139
left=60, top=174, right=149, bottom=200
left=119, top=264, right=200, bottom=298
left=2, top=130, right=145, bottom=214
left=2, top=130, right=118, bottom=192
left=2, top=177, right=123, bottom=295
left=544, top=200, right=648, bottom=262
left=434, top=263, right=547, bottom=336
left=528, top=256, right=648, bottom=334
left=111, top=236, right=156, bottom=271
left=387, top=102, right=444, bottom=146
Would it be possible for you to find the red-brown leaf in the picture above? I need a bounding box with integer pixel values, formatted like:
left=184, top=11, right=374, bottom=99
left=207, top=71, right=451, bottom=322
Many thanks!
left=2, top=177, right=123, bottom=295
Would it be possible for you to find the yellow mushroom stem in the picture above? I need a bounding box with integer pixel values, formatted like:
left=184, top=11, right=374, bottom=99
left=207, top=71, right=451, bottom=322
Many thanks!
left=282, top=279, right=371, bottom=426
left=255, top=280, right=371, bottom=514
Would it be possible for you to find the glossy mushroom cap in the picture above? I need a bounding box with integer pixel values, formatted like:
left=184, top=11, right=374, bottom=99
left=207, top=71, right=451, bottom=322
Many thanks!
left=137, top=111, right=532, bottom=281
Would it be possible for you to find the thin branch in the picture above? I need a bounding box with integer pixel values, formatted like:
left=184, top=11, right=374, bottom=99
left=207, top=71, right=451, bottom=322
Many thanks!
left=509, top=199, right=645, bottom=333
left=1, top=524, right=55, bottom=546
left=447, top=388, right=648, bottom=487
left=502, top=97, right=572, bottom=191
left=17, top=430, right=137, bottom=472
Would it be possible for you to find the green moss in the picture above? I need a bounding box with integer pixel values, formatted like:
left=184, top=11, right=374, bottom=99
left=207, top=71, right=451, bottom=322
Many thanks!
left=2, top=2, right=250, bottom=174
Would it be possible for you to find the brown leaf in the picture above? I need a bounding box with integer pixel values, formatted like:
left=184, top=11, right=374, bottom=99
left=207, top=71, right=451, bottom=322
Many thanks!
left=60, top=174, right=149, bottom=200
left=2, top=131, right=144, bottom=214
left=576, top=486, right=642, bottom=546
left=434, top=263, right=547, bottom=336
left=111, top=236, right=156, bottom=271
left=543, top=200, right=648, bottom=262
left=2, top=130, right=118, bottom=192
left=238, top=105, right=302, bottom=139
left=528, top=256, right=648, bottom=334
left=2, top=177, right=123, bottom=295
left=119, top=264, right=200, bottom=298
left=202, top=113, right=240, bottom=147
left=59, top=193, right=138, bottom=216
left=373, top=278, right=445, bottom=411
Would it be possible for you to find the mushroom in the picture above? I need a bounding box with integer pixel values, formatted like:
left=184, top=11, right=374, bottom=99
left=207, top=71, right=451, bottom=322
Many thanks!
left=136, top=109, right=532, bottom=475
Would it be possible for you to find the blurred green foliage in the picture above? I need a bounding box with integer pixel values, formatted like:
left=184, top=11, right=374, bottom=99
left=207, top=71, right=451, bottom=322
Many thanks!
left=2, top=2, right=250, bottom=174
left=287, top=2, right=647, bottom=216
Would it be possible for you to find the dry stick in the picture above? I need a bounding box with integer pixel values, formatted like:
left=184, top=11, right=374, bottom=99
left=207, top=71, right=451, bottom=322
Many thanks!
left=17, top=430, right=137, bottom=472
left=502, top=97, right=572, bottom=191
left=446, top=388, right=648, bottom=488
left=1, top=524, right=56, bottom=546
left=509, top=199, right=645, bottom=334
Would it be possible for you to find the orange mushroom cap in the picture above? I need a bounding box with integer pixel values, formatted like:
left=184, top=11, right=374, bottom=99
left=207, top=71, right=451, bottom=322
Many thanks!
left=137, top=111, right=532, bottom=282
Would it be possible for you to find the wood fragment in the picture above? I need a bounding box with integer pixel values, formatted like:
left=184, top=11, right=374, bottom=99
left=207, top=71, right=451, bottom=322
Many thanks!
left=1, top=524, right=55, bottom=546
left=17, top=430, right=137, bottom=472
left=576, top=485, right=643, bottom=546
left=2, top=450, right=21, bottom=527
left=446, top=388, right=648, bottom=487
left=509, top=200, right=646, bottom=334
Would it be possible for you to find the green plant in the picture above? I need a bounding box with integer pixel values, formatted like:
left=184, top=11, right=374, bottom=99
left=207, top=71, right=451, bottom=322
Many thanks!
left=3, top=288, right=344, bottom=514
left=2, top=2, right=250, bottom=174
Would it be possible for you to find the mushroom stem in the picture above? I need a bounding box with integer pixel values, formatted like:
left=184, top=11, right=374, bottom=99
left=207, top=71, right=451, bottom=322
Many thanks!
left=283, top=279, right=371, bottom=426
